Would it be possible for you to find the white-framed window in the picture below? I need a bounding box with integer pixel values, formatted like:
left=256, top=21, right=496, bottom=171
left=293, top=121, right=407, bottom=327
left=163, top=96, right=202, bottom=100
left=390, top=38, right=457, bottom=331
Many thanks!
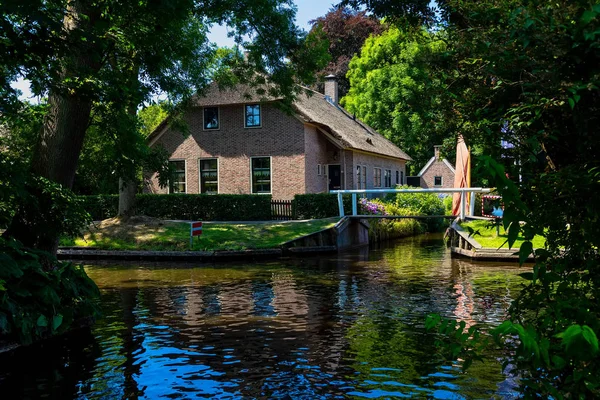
left=203, top=107, right=219, bottom=130
left=168, top=160, right=186, bottom=193
left=317, top=164, right=322, bottom=176
left=400, top=171, right=404, bottom=185
left=251, top=156, right=271, bottom=194
left=396, top=170, right=399, bottom=185
left=356, top=165, right=362, bottom=189
left=373, top=167, right=382, bottom=188
left=384, top=169, right=392, bottom=187
left=199, top=158, right=218, bottom=194
left=245, top=104, right=261, bottom=128
left=434, top=176, right=443, bottom=186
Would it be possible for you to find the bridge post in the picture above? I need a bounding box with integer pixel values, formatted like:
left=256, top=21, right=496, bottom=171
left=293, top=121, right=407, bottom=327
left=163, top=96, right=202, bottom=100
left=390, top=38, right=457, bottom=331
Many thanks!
left=338, top=192, right=345, bottom=217
left=352, top=193, right=357, bottom=216
left=469, top=192, right=476, bottom=216
left=460, top=191, right=466, bottom=220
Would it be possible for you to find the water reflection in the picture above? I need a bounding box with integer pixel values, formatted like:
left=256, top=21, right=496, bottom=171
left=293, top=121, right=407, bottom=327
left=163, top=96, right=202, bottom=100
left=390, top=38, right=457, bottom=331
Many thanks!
left=0, top=234, right=524, bottom=399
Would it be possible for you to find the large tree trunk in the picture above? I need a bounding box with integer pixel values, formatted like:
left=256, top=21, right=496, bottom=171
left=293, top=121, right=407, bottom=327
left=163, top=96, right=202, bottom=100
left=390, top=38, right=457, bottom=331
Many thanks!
left=118, top=177, right=137, bottom=218
left=3, top=0, right=99, bottom=257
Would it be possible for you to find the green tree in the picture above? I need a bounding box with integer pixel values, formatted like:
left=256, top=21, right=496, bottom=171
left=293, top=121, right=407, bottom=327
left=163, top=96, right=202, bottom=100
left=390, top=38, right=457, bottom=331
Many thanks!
left=138, top=102, right=169, bottom=138
left=342, top=27, right=455, bottom=173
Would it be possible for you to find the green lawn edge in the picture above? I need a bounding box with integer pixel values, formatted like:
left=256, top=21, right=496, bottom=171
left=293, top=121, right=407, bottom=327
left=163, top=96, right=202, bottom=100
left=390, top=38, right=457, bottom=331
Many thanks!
left=60, top=217, right=341, bottom=252
left=460, top=219, right=546, bottom=250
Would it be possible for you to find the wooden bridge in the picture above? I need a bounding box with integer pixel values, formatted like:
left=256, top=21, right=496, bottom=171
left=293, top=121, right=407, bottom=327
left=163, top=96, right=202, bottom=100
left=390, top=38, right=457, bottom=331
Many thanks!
left=331, top=188, right=492, bottom=221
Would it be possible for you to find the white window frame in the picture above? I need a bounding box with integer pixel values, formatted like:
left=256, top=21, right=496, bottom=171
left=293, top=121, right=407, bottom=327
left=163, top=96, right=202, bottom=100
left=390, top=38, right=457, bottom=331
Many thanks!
left=198, top=158, right=219, bottom=194
left=317, top=164, right=321, bottom=176
left=168, top=159, right=187, bottom=194
left=203, top=106, right=220, bottom=131
left=244, top=104, right=262, bottom=128
left=250, top=156, right=272, bottom=194
left=434, top=176, right=443, bottom=186
left=356, top=165, right=362, bottom=189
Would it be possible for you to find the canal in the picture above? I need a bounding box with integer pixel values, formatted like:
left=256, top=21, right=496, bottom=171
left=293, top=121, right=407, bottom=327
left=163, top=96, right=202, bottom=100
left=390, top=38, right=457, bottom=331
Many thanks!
left=0, top=233, right=524, bottom=399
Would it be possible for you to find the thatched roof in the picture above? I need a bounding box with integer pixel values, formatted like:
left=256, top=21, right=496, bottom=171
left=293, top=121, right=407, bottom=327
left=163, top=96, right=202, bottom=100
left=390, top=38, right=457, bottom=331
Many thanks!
left=149, top=83, right=411, bottom=161
left=293, top=88, right=411, bottom=161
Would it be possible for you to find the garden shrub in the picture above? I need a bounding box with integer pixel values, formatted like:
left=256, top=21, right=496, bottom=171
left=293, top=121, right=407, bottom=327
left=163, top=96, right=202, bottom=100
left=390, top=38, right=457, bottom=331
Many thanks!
left=391, top=186, right=446, bottom=231
left=361, top=199, right=425, bottom=241
left=78, top=194, right=119, bottom=220
left=442, top=195, right=453, bottom=215
left=134, top=194, right=272, bottom=221
left=0, top=238, right=101, bottom=345
left=293, top=193, right=352, bottom=219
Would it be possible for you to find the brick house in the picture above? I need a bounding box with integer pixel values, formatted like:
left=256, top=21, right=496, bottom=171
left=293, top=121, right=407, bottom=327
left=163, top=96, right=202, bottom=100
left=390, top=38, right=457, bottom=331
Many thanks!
left=416, top=146, right=456, bottom=189
left=146, top=76, right=411, bottom=199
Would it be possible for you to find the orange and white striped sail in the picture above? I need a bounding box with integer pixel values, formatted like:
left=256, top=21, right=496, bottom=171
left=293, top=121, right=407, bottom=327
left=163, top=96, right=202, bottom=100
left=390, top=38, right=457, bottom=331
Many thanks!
left=452, top=135, right=471, bottom=215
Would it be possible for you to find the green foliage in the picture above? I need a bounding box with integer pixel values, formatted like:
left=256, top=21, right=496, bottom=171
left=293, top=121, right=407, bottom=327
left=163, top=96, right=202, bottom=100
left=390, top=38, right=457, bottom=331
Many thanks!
left=364, top=200, right=425, bottom=241
left=0, top=238, right=100, bottom=345
left=78, top=195, right=119, bottom=221
left=2, top=159, right=92, bottom=245
left=134, top=194, right=272, bottom=221
left=293, top=193, right=352, bottom=219
left=138, top=102, right=169, bottom=138
left=442, top=195, right=453, bottom=215
left=391, top=186, right=445, bottom=231
left=342, top=27, right=457, bottom=174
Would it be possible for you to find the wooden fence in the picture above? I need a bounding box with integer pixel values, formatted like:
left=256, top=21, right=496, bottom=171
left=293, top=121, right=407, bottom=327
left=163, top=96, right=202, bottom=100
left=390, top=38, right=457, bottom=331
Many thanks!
left=271, top=200, right=294, bottom=220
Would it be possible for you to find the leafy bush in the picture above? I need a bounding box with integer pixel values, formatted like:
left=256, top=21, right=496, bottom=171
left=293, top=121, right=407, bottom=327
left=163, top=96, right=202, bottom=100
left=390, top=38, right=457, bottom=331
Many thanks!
left=294, top=193, right=352, bottom=219
left=134, top=194, right=272, bottom=221
left=390, top=186, right=446, bottom=231
left=442, top=195, right=453, bottom=215
left=79, top=195, right=119, bottom=220
left=0, top=238, right=100, bottom=345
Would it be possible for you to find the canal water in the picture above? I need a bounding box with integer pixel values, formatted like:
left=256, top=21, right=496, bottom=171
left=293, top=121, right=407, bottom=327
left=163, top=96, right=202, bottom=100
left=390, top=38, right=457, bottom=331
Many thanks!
left=0, top=234, right=525, bottom=399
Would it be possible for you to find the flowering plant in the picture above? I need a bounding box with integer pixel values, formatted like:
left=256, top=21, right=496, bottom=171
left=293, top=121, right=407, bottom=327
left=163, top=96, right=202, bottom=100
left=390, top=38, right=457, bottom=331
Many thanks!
left=359, top=198, right=387, bottom=215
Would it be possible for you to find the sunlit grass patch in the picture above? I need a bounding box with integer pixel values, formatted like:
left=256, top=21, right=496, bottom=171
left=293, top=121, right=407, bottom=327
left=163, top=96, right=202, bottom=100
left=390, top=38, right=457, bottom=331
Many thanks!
left=460, top=219, right=546, bottom=249
left=60, top=216, right=340, bottom=251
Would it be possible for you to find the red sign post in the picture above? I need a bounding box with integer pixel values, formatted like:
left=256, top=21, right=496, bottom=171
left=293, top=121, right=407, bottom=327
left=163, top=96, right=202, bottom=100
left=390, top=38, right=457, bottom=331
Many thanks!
left=190, top=221, right=203, bottom=248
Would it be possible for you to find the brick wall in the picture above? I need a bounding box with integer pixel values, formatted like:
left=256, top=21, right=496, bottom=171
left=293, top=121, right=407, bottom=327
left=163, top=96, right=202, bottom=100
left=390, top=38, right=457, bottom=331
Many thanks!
left=420, top=159, right=455, bottom=188
left=147, top=102, right=306, bottom=199
left=351, top=152, right=407, bottom=189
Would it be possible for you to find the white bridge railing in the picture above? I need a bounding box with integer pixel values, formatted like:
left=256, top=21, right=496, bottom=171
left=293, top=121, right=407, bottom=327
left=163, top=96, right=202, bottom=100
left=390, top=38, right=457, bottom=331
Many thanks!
left=331, top=188, right=492, bottom=220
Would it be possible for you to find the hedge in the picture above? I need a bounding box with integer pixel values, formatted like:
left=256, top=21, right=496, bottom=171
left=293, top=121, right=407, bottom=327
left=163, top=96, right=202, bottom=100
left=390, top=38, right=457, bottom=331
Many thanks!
left=134, top=194, right=272, bottom=221
left=294, top=193, right=352, bottom=219
left=78, top=194, right=272, bottom=221
left=78, top=195, right=119, bottom=221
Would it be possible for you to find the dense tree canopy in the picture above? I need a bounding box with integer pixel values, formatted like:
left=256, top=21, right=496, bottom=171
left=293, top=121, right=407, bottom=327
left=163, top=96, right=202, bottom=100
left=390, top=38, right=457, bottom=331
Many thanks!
left=342, top=27, right=453, bottom=173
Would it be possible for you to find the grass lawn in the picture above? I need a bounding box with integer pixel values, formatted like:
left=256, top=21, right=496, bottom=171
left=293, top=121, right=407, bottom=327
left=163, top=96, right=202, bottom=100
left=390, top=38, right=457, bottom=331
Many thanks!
left=460, top=219, right=546, bottom=249
left=59, top=216, right=340, bottom=251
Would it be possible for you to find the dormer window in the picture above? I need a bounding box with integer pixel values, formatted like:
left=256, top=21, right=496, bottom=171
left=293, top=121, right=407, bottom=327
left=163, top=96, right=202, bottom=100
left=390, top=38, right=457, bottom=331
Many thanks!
left=203, top=107, right=219, bottom=130
left=245, top=104, right=261, bottom=128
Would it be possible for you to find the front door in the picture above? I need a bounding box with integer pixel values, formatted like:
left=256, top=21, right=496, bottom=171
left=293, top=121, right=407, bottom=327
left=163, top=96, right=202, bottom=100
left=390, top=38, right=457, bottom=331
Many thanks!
left=328, top=164, right=341, bottom=191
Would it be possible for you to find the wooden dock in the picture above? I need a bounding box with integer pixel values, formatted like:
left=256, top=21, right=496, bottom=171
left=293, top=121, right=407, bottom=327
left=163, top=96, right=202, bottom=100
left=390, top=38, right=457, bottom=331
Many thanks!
left=446, top=219, right=535, bottom=262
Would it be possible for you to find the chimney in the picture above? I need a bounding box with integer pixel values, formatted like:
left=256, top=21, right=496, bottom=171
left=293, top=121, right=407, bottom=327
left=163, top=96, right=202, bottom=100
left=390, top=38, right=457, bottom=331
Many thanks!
left=324, top=74, right=339, bottom=104
left=434, top=145, right=441, bottom=160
